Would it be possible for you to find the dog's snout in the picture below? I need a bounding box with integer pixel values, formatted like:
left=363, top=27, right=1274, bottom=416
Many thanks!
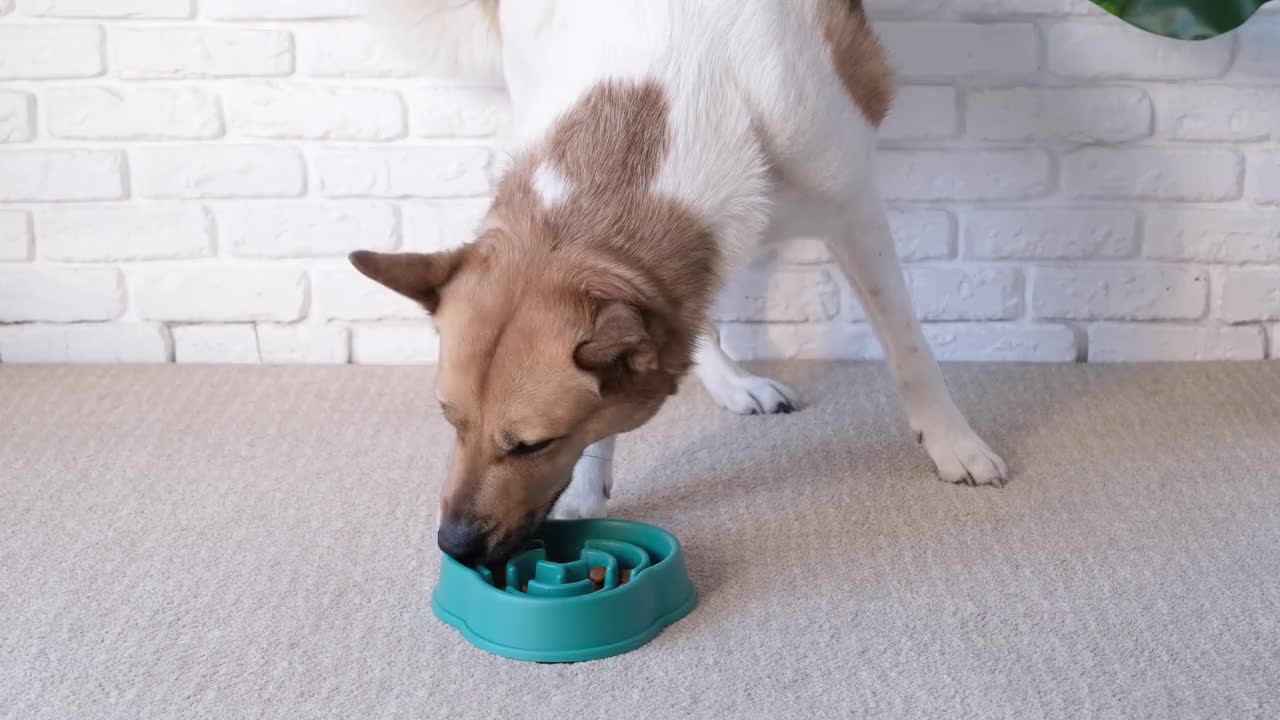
left=437, top=518, right=486, bottom=565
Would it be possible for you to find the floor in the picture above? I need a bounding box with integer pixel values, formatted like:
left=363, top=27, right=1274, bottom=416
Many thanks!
left=2, top=362, right=1279, bottom=719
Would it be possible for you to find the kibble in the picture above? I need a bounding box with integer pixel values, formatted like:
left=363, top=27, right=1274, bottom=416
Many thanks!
left=589, top=565, right=605, bottom=591
left=620, top=568, right=631, bottom=585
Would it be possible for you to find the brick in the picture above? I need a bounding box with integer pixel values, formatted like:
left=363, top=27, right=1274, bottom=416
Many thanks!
left=225, top=83, right=405, bottom=141
left=908, top=266, right=1023, bottom=321
left=948, top=0, right=1089, bottom=13
left=839, top=265, right=1021, bottom=322
left=220, top=202, right=397, bottom=258
left=1151, top=87, right=1280, bottom=141
left=132, top=145, right=304, bottom=199
left=1145, top=210, right=1280, bottom=264
left=46, top=87, right=222, bottom=140
left=0, top=211, right=31, bottom=260
left=410, top=87, right=510, bottom=138
left=923, top=323, right=1077, bottom=362
left=203, top=0, right=362, bottom=19
left=1088, top=324, right=1265, bottom=362
left=1048, top=23, right=1232, bottom=79
left=1032, top=265, right=1207, bottom=321
left=967, top=87, right=1151, bottom=143
left=133, top=266, right=306, bottom=322
left=112, top=27, right=292, bottom=79
left=881, top=149, right=1051, bottom=201
left=880, top=86, right=957, bottom=141
left=877, top=22, right=1038, bottom=79
left=863, top=0, right=943, bottom=16
left=315, top=147, right=491, bottom=198
left=173, top=324, right=260, bottom=364
left=0, top=266, right=123, bottom=321
left=0, top=25, right=102, bottom=79
left=965, top=208, right=1138, bottom=260
left=0, top=323, right=170, bottom=363
left=768, top=210, right=950, bottom=266
left=1219, top=269, right=1280, bottom=323
left=350, top=323, right=440, bottom=364
left=713, top=268, right=839, bottom=322
left=400, top=200, right=491, bottom=252
left=1062, top=148, right=1241, bottom=201
left=891, top=209, right=954, bottom=261
left=298, top=24, right=424, bottom=77
left=0, top=92, right=34, bottom=142
left=0, top=150, right=125, bottom=202
left=17, top=0, right=190, bottom=17
left=310, top=262, right=422, bottom=321
left=1252, top=151, right=1280, bottom=205
left=841, top=266, right=1018, bottom=321
left=722, top=322, right=1072, bottom=362
left=1231, top=15, right=1280, bottom=81
left=257, top=324, right=349, bottom=364
left=38, top=204, right=212, bottom=261
left=718, top=322, right=881, bottom=361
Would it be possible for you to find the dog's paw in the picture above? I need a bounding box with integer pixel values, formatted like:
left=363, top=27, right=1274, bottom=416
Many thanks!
left=918, top=423, right=1008, bottom=487
left=705, top=373, right=799, bottom=415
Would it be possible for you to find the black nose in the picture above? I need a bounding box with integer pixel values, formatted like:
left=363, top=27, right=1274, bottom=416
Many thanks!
left=438, top=518, right=486, bottom=565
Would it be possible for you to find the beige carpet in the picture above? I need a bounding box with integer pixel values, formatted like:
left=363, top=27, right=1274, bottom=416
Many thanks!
left=2, top=362, right=1279, bottom=719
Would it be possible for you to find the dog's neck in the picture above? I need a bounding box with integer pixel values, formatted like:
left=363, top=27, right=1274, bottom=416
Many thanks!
left=484, top=80, right=720, bottom=377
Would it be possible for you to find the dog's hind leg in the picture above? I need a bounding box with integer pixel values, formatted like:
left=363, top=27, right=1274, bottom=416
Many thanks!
left=694, top=326, right=799, bottom=415
left=725, top=4, right=1007, bottom=485
left=550, top=436, right=614, bottom=519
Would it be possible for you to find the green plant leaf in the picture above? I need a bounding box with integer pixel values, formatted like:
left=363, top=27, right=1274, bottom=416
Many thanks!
left=1090, top=0, right=1271, bottom=40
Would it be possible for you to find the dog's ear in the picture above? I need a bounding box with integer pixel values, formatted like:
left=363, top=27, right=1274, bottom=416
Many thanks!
left=348, top=249, right=469, bottom=313
left=574, top=302, right=660, bottom=375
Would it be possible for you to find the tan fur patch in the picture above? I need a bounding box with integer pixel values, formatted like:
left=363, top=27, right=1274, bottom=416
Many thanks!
left=820, top=0, right=895, bottom=127
left=418, top=79, right=717, bottom=552
left=546, top=81, right=671, bottom=191
left=493, top=80, right=718, bottom=377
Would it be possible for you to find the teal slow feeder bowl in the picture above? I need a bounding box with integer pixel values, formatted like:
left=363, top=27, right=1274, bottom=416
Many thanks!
left=431, top=518, right=697, bottom=662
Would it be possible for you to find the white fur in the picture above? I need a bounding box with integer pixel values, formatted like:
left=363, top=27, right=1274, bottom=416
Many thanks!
left=531, top=162, right=569, bottom=208
left=370, top=0, right=1009, bottom=506
left=694, top=327, right=798, bottom=415
left=551, top=437, right=614, bottom=520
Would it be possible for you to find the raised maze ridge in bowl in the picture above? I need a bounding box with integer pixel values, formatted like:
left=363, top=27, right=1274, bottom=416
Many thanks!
left=474, top=538, right=652, bottom=597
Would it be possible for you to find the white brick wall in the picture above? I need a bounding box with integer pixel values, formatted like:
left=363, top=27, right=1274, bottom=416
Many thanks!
left=0, top=3, right=1277, bottom=365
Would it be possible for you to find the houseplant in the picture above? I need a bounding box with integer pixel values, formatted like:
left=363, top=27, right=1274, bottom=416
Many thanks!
left=1091, top=0, right=1271, bottom=39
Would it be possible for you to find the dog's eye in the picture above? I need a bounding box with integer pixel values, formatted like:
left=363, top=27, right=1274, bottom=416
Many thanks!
left=509, top=439, right=553, bottom=457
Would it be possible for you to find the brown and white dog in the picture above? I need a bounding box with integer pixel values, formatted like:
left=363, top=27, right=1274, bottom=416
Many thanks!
left=352, top=0, right=1008, bottom=566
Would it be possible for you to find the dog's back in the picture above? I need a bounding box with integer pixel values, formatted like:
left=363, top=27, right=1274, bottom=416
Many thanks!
left=367, top=0, right=891, bottom=132
left=369, top=0, right=891, bottom=269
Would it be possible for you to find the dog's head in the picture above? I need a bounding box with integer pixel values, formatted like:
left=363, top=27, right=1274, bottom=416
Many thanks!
left=349, top=233, right=684, bottom=566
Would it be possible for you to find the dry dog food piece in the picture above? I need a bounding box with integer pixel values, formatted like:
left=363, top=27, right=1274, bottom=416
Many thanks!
left=520, top=583, right=527, bottom=593
left=589, top=565, right=605, bottom=591
left=620, top=568, right=631, bottom=585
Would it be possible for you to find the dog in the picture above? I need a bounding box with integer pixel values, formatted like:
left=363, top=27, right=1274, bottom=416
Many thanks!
left=351, top=0, right=1008, bottom=566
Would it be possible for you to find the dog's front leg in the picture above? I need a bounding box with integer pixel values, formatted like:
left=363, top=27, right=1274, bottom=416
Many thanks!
left=694, top=326, right=799, bottom=415
left=826, top=186, right=1008, bottom=486
left=550, top=436, right=615, bottom=519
